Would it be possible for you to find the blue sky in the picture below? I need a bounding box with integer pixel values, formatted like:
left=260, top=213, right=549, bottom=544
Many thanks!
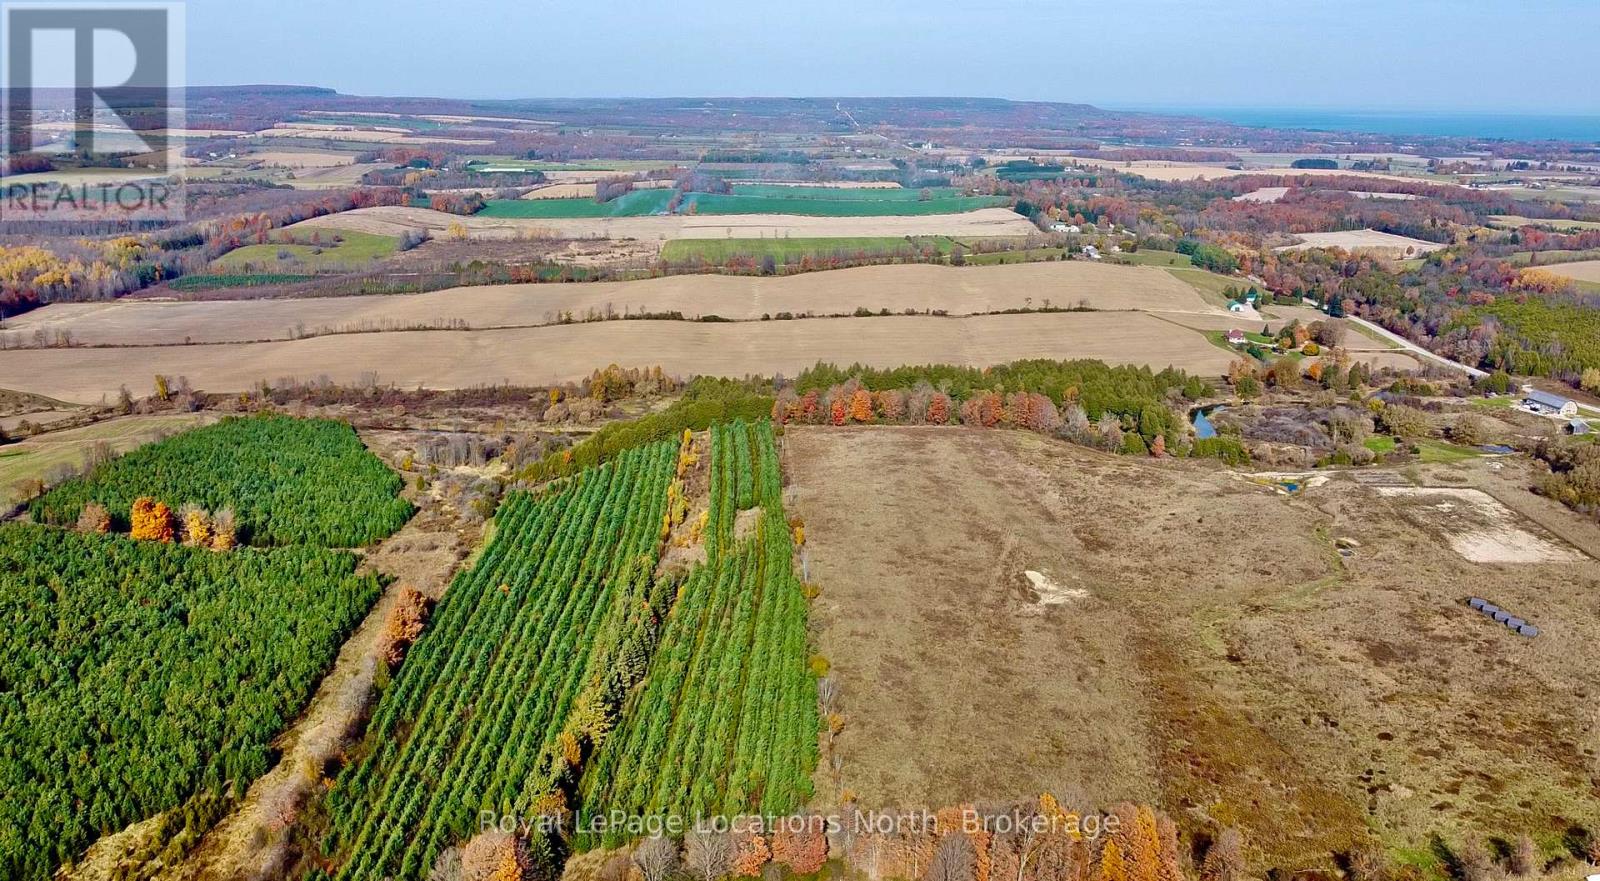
left=187, top=0, right=1600, bottom=114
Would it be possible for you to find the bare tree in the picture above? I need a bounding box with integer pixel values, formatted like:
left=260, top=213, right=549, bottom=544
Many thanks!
left=684, top=829, right=733, bottom=881
left=926, top=833, right=976, bottom=881
left=633, top=833, right=679, bottom=881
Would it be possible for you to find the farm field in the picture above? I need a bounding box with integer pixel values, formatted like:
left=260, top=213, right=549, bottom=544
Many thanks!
left=288, top=205, right=1039, bottom=241
left=1070, top=159, right=1433, bottom=185
left=1544, top=259, right=1600, bottom=283
left=1489, top=215, right=1600, bottom=232
left=1276, top=229, right=1447, bottom=257
left=5, top=261, right=1219, bottom=346
left=208, top=229, right=399, bottom=274
left=784, top=425, right=1600, bottom=871
left=681, top=190, right=1006, bottom=216
left=0, top=311, right=1240, bottom=403
left=0, top=413, right=215, bottom=505
left=317, top=421, right=814, bottom=878
left=659, top=235, right=959, bottom=263
left=477, top=189, right=676, bottom=218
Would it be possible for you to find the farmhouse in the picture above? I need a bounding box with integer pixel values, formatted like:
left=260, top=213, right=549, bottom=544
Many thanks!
left=1225, top=328, right=1246, bottom=345
left=1522, top=388, right=1578, bottom=418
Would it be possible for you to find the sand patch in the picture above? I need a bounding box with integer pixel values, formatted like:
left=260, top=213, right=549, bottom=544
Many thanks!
left=1374, top=487, right=1586, bottom=563
left=1024, top=570, right=1088, bottom=605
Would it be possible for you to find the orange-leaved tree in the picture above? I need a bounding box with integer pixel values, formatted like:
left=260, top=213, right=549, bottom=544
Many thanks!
left=129, top=497, right=175, bottom=543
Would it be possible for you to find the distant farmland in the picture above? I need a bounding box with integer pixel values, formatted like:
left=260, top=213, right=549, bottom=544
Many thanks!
left=476, top=188, right=675, bottom=218
left=476, top=184, right=1007, bottom=220
left=660, top=235, right=959, bottom=263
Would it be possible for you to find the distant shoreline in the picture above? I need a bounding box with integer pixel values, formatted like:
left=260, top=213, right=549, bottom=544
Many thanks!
left=1109, top=105, right=1600, bottom=142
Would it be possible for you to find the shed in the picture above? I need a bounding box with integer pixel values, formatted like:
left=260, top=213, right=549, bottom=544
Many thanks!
left=1523, top=388, right=1578, bottom=418
left=1569, top=418, right=1591, bottom=435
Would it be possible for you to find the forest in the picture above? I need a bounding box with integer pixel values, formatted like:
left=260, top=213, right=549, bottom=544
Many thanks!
left=29, top=415, right=413, bottom=547
left=0, top=526, right=383, bottom=881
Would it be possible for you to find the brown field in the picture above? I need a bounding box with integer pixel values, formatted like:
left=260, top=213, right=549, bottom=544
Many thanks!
left=785, top=426, right=1600, bottom=872
left=0, top=311, right=1236, bottom=403
left=521, top=179, right=674, bottom=199
left=289, top=205, right=1039, bottom=241
left=254, top=125, right=494, bottom=146
left=1545, top=260, right=1600, bottom=284
left=247, top=150, right=358, bottom=168
left=1071, top=159, right=1430, bottom=185
left=10, top=261, right=1219, bottom=346
left=1276, top=229, right=1447, bottom=258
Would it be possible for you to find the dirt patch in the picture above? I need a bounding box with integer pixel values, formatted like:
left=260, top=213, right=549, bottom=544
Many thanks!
left=786, top=426, right=1600, bottom=873
left=1275, top=230, right=1446, bottom=258
left=1373, top=486, right=1588, bottom=563
left=1023, top=569, right=1088, bottom=605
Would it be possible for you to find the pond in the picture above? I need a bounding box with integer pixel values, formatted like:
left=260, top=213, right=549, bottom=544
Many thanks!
left=1191, top=405, right=1227, bottom=440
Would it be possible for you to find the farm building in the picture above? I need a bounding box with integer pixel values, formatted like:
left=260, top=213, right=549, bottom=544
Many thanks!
left=1225, top=328, right=1247, bottom=345
left=1522, top=388, right=1578, bottom=418
left=1569, top=418, right=1591, bottom=435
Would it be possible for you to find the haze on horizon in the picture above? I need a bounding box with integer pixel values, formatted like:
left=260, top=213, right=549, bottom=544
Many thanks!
left=188, top=0, right=1600, bottom=116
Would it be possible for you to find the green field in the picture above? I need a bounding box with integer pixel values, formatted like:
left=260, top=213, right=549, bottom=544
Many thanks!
left=1110, top=249, right=1194, bottom=268
left=209, top=229, right=398, bottom=274
left=477, top=188, right=676, bottom=218
left=1363, top=435, right=1482, bottom=463
left=726, top=184, right=958, bottom=201
left=0, top=414, right=212, bottom=505
left=660, top=235, right=957, bottom=263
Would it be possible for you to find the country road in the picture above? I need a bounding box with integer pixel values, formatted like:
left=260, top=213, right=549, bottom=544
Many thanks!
left=1349, top=316, right=1488, bottom=379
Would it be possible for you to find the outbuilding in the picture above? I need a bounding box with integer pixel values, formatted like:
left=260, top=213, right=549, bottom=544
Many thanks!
left=1522, top=389, right=1578, bottom=418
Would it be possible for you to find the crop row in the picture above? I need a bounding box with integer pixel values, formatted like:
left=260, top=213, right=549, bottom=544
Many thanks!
left=322, top=441, right=676, bottom=881
left=577, top=421, right=817, bottom=842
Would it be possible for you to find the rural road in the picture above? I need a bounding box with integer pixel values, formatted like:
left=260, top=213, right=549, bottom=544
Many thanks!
left=1350, top=316, right=1488, bottom=379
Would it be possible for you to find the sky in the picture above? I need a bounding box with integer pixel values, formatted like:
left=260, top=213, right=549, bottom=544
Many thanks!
left=186, top=0, right=1600, bottom=114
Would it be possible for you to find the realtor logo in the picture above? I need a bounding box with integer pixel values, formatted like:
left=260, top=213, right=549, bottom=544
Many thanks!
left=1, top=1, right=186, bottom=222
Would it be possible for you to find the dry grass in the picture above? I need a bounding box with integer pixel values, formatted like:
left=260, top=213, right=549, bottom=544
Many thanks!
left=0, top=311, right=1236, bottom=403
left=1276, top=230, right=1447, bottom=258
left=785, top=427, right=1600, bottom=873
left=1545, top=260, right=1600, bottom=284
left=289, top=205, right=1039, bottom=241
left=0, top=413, right=214, bottom=504
left=11, top=261, right=1217, bottom=346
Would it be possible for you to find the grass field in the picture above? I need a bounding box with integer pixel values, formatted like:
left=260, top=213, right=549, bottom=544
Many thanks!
left=0, top=414, right=214, bottom=505
left=660, top=235, right=957, bottom=263
left=1110, top=249, right=1195, bottom=268
left=477, top=189, right=676, bottom=218
left=209, top=229, right=399, bottom=274
left=1364, top=435, right=1484, bottom=463
left=786, top=426, right=1600, bottom=874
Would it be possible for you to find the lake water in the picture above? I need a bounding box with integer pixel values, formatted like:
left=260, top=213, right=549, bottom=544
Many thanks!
left=1114, top=106, right=1600, bottom=143
left=1191, top=405, right=1224, bottom=439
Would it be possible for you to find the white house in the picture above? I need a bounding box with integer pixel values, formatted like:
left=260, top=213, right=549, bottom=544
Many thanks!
left=1082, top=245, right=1101, bottom=260
left=1522, top=388, right=1578, bottom=418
